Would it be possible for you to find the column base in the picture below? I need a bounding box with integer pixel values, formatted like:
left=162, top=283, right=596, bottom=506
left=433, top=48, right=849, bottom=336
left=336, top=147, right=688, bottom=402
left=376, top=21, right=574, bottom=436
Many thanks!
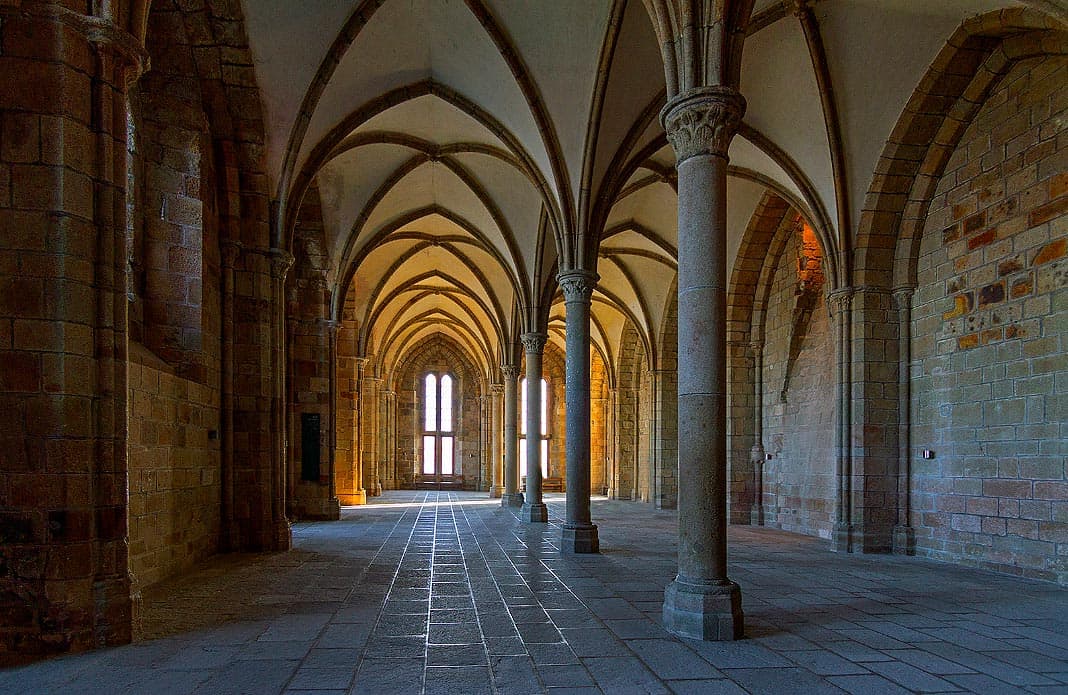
left=520, top=503, right=547, bottom=523
left=750, top=506, right=764, bottom=526
left=338, top=490, right=367, bottom=506
left=561, top=524, right=599, bottom=553
left=490, top=486, right=504, bottom=499
left=502, top=492, right=524, bottom=508
left=273, top=519, right=293, bottom=551
left=832, top=522, right=852, bottom=553
left=893, top=525, right=916, bottom=555
left=663, top=578, right=743, bottom=641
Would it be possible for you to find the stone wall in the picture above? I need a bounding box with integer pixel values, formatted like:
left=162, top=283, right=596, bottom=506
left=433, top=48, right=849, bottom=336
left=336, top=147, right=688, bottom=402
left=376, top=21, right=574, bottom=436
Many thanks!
left=128, top=345, right=220, bottom=592
left=761, top=229, right=836, bottom=540
left=911, top=55, right=1068, bottom=583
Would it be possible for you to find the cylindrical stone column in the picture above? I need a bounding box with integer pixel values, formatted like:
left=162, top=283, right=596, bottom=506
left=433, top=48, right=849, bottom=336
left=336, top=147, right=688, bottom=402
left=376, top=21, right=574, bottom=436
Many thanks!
left=829, top=289, right=854, bottom=552
left=750, top=341, right=765, bottom=526
left=559, top=271, right=600, bottom=552
left=501, top=365, right=523, bottom=507
left=893, top=287, right=915, bottom=555
left=490, top=384, right=505, bottom=498
left=520, top=333, right=549, bottom=523
left=661, top=87, right=746, bottom=641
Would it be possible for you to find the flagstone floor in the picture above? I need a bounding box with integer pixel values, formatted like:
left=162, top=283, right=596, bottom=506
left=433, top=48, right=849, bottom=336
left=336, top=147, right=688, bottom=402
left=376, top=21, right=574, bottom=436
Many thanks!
left=3, top=490, right=1067, bottom=694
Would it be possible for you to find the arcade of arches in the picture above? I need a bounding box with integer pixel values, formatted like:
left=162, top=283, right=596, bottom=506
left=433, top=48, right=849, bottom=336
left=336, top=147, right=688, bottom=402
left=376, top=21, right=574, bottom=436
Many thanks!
left=0, top=0, right=1066, bottom=663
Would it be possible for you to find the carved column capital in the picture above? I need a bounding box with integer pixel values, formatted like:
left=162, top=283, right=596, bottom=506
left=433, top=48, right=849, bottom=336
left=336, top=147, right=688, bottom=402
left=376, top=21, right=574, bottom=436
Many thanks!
left=892, top=286, right=915, bottom=311
left=221, top=240, right=243, bottom=269
left=490, top=383, right=505, bottom=396
left=557, top=270, right=598, bottom=304
left=520, top=332, right=548, bottom=354
left=269, top=248, right=295, bottom=280
left=661, top=86, right=747, bottom=163
left=24, top=4, right=150, bottom=85
left=827, top=288, right=855, bottom=318
left=501, top=364, right=519, bottom=381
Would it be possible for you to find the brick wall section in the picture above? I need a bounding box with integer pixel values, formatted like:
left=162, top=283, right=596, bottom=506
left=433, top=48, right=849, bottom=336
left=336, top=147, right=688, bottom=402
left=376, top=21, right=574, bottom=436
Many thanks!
left=762, top=230, right=836, bottom=540
left=128, top=344, right=220, bottom=592
left=911, top=55, right=1068, bottom=583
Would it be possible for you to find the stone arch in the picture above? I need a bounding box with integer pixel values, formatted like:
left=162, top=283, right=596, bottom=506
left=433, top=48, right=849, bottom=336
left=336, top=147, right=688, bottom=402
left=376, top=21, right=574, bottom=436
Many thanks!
left=393, top=335, right=484, bottom=489
left=854, top=8, right=1067, bottom=289
left=727, top=189, right=835, bottom=535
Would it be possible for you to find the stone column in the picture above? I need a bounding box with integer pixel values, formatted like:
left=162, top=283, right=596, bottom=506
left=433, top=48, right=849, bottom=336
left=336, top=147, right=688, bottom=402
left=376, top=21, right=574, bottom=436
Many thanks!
left=559, top=271, right=599, bottom=552
left=893, top=287, right=915, bottom=555
left=490, top=384, right=505, bottom=497
left=383, top=389, right=397, bottom=490
left=324, top=320, right=342, bottom=517
left=221, top=240, right=242, bottom=549
left=520, top=333, right=549, bottom=522
left=501, top=365, right=523, bottom=507
left=750, top=341, right=766, bottom=526
left=352, top=357, right=369, bottom=504
left=269, top=249, right=295, bottom=549
left=661, top=87, right=745, bottom=641
left=829, top=289, right=854, bottom=553
left=363, top=373, right=382, bottom=496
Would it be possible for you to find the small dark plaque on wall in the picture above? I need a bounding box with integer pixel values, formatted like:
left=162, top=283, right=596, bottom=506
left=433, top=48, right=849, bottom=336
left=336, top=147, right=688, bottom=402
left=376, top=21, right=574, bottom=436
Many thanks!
left=301, top=413, right=321, bottom=482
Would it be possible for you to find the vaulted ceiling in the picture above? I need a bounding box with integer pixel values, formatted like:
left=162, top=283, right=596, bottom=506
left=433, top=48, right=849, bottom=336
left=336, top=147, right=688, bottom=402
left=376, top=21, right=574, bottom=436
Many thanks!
left=242, top=0, right=1046, bottom=384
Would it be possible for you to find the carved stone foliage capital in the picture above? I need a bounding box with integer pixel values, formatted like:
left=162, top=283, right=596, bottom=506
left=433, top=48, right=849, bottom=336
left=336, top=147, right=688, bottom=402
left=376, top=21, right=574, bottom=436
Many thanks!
left=557, top=270, right=598, bottom=303
left=501, top=365, right=519, bottom=380
left=661, top=87, right=747, bottom=162
left=827, top=289, right=854, bottom=318
left=520, top=332, right=548, bottom=354
left=269, top=248, right=295, bottom=280
left=490, top=383, right=505, bottom=395
left=892, top=287, right=915, bottom=311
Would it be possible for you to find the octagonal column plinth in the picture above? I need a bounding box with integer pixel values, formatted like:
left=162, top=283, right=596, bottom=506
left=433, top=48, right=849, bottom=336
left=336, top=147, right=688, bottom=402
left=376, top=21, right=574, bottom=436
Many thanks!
left=559, top=270, right=599, bottom=553
left=661, top=86, right=746, bottom=641
left=520, top=333, right=548, bottom=523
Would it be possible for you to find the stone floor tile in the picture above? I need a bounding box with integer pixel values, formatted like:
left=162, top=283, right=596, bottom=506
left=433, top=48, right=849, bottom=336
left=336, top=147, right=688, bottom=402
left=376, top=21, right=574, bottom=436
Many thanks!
left=427, top=643, right=488, bottom=666
left=866, top=661, right=972, bottom=692
left=782, top=648, right=871, bottom=675
left=627, top=638, right=723, bottom=679
left=880, top=648, right=976, bottom=675
left=536, top=663, right=595, bottom=688
left=8, top=492, right=1068, bottom=695
left=825, top=674, right=914, bottom=695
left=582, top=656, right=671, bottom=694
left=286, top=667, right=354, bottom=690
left=944, top=673, right=1031, bottom=694
left=723, top=666, right=848, bottom=695
left=664, top=679, right=747, bottom=694
left=423, top=665, right=493, bottom=695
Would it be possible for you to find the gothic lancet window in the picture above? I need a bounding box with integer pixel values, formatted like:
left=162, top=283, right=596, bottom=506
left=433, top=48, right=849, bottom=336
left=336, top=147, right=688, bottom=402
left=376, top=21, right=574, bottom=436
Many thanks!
left=421, top=373, right=456, bottom=479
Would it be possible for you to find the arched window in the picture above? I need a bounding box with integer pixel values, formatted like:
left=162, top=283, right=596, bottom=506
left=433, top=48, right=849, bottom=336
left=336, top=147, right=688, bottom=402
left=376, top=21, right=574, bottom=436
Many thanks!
left=421, top=372, right=456, bottom=481
left=519, top=377, right=549, bottom=478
